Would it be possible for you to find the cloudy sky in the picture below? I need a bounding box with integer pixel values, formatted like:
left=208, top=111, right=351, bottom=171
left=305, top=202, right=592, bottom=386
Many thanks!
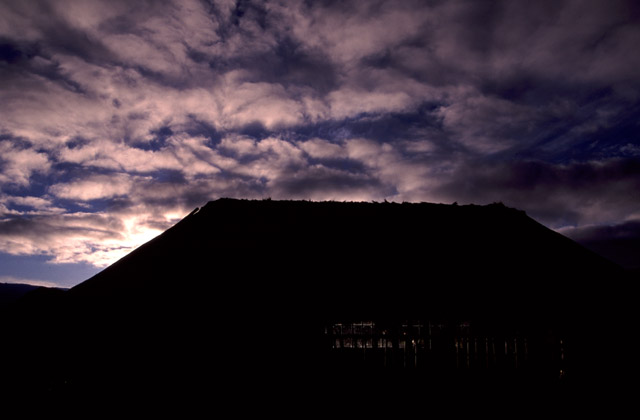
left=1, top=0, right=639, bottom=287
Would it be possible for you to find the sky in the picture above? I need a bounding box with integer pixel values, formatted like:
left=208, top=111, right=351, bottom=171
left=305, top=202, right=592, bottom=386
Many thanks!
left=1, top=0, right=639, bottom=288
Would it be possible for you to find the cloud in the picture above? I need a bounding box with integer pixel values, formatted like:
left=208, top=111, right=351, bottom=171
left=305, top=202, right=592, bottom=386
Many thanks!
left=57, top=134, right=226, bottom=179
left=271, top=164, right=384, bottom=202
left=342, top=138, right=448, bottom=202
left=217, top=76, right=306, bottom=129
left=433, top=158, right=640, bottom=228
left=0, top=212, right=122, bottom=259
left=278, top=1, right=431, bottom=64
left=49, top=173, right=139, bottom=201
left=327, top=86, right=418, bottom=120
left=216, top=136, right=306, bottom=182
left=559, top=220, right=640, bottom=269
left=435, top=90, right=538, bottom=154
left=0, top=0, right=639, bottom=275
left=5, top=195, right=53, bottom=209
left=0, top=194, right=65, bottom=216
left=2, top=0, right=637, bottom=151
left=299, top=138, right=344, bottom=159
left=0, top=210, right=166, bottom=267
left=0, top=140, right=51, bottom=187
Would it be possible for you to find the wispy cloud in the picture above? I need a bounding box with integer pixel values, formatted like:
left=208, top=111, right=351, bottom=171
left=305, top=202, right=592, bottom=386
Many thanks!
left=0, top=211, right=164, bottom=267
left=0, top=140, right=51, bottom=187
left=433, top=158, right=640, bottom=227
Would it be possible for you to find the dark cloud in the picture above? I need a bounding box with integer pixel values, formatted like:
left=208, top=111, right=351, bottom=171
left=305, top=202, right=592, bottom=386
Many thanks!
left=0, top=212, right=127, bottom=266
left=43, top=24, right=113, bottom=65
left=434, top=158, right=640, bottom=227
left=0, top=39, right=34, bottom=63
left=0, top=37, right=86, bottom=93
left=0, top=213, right=123, bottom=238
left=246, top=38, right=340, bottom=94
left=1, top=1, right=115, bottom=63
left=561, top=221, right=640, bottom=270
left=271, top=165, right=386, bottom=200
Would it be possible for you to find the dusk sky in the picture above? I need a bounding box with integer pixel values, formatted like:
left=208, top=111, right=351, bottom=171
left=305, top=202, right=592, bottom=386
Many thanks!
left=1, top=0, right=639, bottom=287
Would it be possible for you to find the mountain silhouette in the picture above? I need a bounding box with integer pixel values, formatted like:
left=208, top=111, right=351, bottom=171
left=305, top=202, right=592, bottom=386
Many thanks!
left=1, top=199, right=633, bottom=409
left=0, top=283, right=41, bottom=308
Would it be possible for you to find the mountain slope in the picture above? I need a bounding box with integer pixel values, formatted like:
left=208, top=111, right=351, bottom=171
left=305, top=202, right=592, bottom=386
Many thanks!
left=0, top=282, right=40, bottom=308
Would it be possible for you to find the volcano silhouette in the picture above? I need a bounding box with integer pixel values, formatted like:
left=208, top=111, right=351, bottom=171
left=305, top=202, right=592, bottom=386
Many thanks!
left=1, top=199, right=632, bottom=406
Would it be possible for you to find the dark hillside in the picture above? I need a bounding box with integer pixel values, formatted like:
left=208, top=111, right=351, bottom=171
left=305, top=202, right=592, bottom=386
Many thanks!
left=0, top=283, right=40, bottom=308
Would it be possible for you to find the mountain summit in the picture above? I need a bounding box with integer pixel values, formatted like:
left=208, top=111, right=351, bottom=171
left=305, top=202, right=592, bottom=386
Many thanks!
left=1, top=199, right=631, bottom=405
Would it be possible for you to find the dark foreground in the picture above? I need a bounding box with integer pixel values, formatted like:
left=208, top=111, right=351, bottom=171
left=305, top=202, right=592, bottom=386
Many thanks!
left=1, top=199, right=635, bottom=412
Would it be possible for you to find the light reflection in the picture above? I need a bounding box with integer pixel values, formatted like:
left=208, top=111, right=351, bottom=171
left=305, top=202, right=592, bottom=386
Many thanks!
left=326, top=320, right=551, bottom=371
